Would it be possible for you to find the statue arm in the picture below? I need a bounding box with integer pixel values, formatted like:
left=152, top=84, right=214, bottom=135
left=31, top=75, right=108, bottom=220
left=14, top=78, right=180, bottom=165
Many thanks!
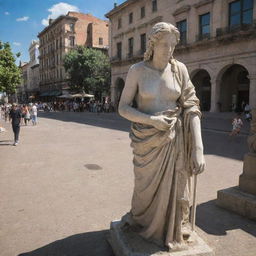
left=119, top=65, right=168, bottom=127
left=177, top=61, right=205, bottom=174
left=118, top=66, right=152, bottom=125
left=190, top=115, right=203, bottom=150
left=190, top=114, right=205, bottom=174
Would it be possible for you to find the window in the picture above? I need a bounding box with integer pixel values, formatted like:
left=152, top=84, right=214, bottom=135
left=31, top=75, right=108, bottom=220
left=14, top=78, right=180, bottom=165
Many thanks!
left=118, top=18, right=122, bottom=29
left=141, top=6, right=145, bottom=18
left=199, top=13, right=210, bottom=39
left=129, top=12, right=133, bottom=24
left=152, top=0, right=157, bottom=12
left=140, top=33, right=146, bottom=54
left=117, top=42, right=122, bottom=60
left=176, top=20, right=187, bottom=45
left=69, top=36, right=75, bottom=46
left=229, top=0, right=253, bottom=27
left=99, top=37, right=103, bottom=45
left=70, top=23, right=75, bottom=32
left=128, top=37, right=134, bottom=58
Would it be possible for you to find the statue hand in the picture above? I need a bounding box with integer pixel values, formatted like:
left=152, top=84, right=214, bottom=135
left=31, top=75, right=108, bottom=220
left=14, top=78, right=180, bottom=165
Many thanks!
left=191, top=147, right=205, bottom=175
left=150, top=115, right=173, bottom=131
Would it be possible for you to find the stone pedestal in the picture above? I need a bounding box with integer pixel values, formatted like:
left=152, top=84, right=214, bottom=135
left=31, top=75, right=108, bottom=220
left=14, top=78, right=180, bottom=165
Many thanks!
left=239, top=153, right=256, bottom=195
left=108, top=220, right=214, bottom=256
left=217, top=108, right=256, bottom=220
left=217, top=187, right=256, bottom=220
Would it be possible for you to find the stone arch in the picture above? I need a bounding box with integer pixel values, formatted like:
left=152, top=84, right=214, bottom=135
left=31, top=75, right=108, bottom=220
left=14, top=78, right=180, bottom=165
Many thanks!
left=191, top=69, right=212, bottom=111
left=216, top=64, right=250, bottom=112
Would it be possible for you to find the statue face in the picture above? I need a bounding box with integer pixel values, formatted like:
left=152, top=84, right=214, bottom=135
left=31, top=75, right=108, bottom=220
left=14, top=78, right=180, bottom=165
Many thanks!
left=153, top=33, right=176, bottom=61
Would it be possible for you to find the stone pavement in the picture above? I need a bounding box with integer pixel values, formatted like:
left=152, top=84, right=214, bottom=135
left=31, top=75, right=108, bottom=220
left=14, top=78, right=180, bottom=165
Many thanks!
left=0, top=112, right=255, bottom=256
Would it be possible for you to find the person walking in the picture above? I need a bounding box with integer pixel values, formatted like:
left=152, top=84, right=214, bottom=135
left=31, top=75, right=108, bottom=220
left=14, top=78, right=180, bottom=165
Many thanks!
left=24, top=105, right=31, bottom=126
left=9, top=103, right=22, bottom=146
left=31, top=103, right=38, bottom=125
left=230, top=113, right=243, bottom=136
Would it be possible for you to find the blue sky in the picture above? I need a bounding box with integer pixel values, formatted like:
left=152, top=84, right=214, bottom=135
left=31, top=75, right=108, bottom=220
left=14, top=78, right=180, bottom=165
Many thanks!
left=1, top=0, right=125, bottom=63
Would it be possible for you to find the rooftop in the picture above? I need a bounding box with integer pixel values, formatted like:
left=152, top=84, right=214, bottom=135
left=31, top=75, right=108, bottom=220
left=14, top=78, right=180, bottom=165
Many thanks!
left=105, top=0, right=138, bottom=18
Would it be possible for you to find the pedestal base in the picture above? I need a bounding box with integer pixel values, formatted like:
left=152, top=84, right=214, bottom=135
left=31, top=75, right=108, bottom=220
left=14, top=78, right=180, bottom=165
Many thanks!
left=108, top=220, right=214, bottom=256
left=217, top=186, right=256, bottom=220
left=239, top=153, right=256, bottom=195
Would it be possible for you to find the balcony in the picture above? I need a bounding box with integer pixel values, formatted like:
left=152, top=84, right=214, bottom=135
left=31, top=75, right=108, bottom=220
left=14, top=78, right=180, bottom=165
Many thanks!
left=110, top=51, right=144, bottom=65
left=216, top=22, right=256, bottom=37
left=127, top=52, right=133, bottom=59
left=110, top=55, right=122, bottom=63
left=196, top=33, right=211, bottom=41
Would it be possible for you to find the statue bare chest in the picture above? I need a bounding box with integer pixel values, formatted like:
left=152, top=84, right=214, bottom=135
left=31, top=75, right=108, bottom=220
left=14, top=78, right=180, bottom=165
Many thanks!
left=137, top=68, right=181, bottom=103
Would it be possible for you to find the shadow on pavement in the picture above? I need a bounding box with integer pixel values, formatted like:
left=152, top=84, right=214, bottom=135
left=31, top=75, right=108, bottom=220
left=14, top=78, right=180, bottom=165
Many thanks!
left=39, top=112, right=249, bottom=161
left=18, top=230, right=114, bottom=256
left=196, top=200, right=256, bottom=237
left=202, top=130, right=248, bottom=161
left=39, top=112, right=131, bottom=132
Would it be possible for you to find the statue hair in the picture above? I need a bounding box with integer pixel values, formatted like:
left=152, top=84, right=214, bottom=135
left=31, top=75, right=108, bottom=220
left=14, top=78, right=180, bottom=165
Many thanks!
left=144, top=22, right=180, bottom=62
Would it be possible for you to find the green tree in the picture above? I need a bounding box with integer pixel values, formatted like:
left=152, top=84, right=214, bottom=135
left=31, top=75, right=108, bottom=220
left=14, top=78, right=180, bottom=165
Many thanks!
left=64, top=46, right=111, bottom=96
left=0, top=41, right=21, bottom=95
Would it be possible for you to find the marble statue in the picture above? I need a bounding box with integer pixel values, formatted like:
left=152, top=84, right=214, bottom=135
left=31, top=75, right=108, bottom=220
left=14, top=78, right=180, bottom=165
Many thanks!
left=116, top=22, right=206, bottom=253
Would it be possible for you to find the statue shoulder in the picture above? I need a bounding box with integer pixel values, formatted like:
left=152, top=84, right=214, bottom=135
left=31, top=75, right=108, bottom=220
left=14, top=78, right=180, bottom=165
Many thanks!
left=129, top=61, right=146, bottom=73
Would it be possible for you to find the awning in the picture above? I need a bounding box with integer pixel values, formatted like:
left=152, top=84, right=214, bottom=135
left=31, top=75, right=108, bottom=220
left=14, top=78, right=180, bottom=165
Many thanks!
left=72, top=93, right=94, bottom=98
left=57, top=94, right=73, bottom=99
left=40, top=91, right=50, bottom=97
left=40, top=90, right=62, bottom=97
left=49, top=90, right=62, bottom=96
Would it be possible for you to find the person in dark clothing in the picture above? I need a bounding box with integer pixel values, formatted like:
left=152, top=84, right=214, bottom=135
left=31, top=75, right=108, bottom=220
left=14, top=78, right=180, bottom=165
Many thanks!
left=9, top=103, right=22, bottom=146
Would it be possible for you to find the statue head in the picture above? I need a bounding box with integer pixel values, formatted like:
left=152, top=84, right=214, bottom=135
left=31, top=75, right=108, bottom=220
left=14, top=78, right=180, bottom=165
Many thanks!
left=144, top=22, right=180, bottom=62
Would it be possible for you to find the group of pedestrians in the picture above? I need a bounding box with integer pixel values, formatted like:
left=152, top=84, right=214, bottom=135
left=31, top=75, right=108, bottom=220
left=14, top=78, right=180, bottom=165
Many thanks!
left=37, top=100, right=115, bottom=113
left=0, top=103, right=38, bottom=146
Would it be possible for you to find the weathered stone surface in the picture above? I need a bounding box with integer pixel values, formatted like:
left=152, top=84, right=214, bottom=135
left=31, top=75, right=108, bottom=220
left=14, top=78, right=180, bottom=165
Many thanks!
left=239, top=153, right=256, bottom=195
left=108, top=221, right=214, bottom=256
left=217, top=186, right=256, bottom=220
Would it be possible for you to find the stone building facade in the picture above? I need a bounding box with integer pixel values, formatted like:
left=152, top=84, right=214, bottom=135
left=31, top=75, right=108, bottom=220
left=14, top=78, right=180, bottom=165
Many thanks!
left=106, top=0, right=256, bottom=112
left=38, top=12, right=109, bottom=96
left=17, top=62, right=29, bottom=102
left=27, top=40, right=40, bottom=99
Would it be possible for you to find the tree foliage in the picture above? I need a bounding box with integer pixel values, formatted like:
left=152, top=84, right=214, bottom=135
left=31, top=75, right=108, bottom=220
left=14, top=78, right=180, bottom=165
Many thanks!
left=64, top=46, right=111, bottom=94
left=0, top=41, right=21, bottom=94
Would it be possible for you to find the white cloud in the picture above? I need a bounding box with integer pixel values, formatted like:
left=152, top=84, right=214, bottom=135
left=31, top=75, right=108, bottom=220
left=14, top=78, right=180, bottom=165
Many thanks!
left=16, top=16, right=29, bottom=22
left=41, top=2, right=79, bottom=26
left=13, top=42, right=21, bottom=46
left=4, top=12, right=10, bottom=15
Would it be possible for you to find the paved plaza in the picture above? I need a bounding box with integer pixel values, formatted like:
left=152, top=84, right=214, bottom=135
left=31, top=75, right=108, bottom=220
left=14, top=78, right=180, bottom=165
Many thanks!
left=0, top=112, right=255, bottom=256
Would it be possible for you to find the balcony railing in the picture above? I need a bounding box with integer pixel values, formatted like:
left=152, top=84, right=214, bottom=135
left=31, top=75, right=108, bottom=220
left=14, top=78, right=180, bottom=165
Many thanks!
left=216, top=22, right=255, bottom=37
left=196, top=33, right=211, bottom=41
left=127, top=52, right=133, bottom=59
left=110, top=55, right=122, bottom=62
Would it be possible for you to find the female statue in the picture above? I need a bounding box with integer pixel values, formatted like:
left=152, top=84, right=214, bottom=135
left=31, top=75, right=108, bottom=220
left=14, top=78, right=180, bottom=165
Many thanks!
left=118, top=22, right=205, bottom=251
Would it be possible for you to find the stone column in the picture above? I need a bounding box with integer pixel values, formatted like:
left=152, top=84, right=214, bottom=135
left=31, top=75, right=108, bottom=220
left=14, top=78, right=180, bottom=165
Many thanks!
left=217, top=75, right=256, bottom=220
left=248, top=74, right=256, bottom=109
left=210, top=76, right=220, bottom=112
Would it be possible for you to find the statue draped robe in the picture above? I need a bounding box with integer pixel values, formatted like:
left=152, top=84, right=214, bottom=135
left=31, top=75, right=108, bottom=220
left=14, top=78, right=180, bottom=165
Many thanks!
left=128, top=60, right=201, bottom=247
